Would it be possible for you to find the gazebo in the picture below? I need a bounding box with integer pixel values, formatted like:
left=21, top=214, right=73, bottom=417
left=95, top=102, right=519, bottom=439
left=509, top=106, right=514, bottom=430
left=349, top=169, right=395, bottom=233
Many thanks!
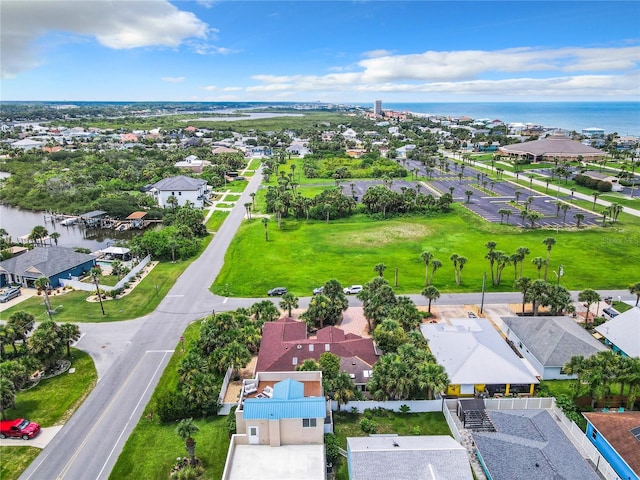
left=499, top=134, right=605, bottom=162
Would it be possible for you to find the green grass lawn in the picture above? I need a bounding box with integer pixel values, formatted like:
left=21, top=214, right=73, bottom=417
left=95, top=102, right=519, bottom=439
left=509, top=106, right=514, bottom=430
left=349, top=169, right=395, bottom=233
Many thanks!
left=0, top=255, right=204, bottom=323
left=215, top=202, right=234, bottom=209
left=0, top=349, right=97, bottom=480
left=110, top=321, right=230, bottom=480
left=213, top=206, right=640, bottom=297
left=206, top=211, right=229, bottom=232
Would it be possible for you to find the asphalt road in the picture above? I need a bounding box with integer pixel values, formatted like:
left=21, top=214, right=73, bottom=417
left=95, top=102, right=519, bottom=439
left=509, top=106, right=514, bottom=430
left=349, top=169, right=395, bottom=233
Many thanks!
left=17, top=165, right=636, bottom=480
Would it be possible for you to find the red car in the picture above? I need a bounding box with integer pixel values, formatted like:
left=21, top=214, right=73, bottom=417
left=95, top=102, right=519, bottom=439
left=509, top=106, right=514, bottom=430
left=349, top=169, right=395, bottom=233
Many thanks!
left=0, top=418, right=41, bottom=440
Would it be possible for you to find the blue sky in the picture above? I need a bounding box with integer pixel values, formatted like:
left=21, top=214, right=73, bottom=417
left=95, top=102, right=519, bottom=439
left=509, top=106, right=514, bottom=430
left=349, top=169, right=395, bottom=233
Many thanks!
left=1, top=1, right=639, bottom=102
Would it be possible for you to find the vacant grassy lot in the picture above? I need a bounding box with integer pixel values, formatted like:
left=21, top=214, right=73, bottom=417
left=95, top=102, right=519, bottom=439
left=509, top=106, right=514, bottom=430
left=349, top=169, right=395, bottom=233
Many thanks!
left=0, top=350, right=97, bottom=480
left=110, top=321, right=230, bottom=480
left=213, top=205, right=640, bottom=296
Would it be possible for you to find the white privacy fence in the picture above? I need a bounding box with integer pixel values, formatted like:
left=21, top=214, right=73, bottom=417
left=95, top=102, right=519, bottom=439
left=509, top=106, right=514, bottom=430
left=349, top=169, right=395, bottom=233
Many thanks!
left=59, top=255, right=151, bottom=292
left=329, top=399, right=442, bottom=413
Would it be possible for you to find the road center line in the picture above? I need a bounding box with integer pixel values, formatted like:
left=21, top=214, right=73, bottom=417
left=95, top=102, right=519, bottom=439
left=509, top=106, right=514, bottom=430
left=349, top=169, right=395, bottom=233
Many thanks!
left=54, top=351, right=168, bottom=479
left=96, top=351, right=171, bottom=480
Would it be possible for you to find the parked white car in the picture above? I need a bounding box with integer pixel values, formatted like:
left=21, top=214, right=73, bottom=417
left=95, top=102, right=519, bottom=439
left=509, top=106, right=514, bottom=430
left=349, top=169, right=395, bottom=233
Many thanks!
left=343, top=285, right=363, bottom=295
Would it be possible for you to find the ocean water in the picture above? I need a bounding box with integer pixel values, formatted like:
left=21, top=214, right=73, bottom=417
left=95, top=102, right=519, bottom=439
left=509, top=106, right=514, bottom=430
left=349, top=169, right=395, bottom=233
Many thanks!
left=376, top=102, right=640, bottom=137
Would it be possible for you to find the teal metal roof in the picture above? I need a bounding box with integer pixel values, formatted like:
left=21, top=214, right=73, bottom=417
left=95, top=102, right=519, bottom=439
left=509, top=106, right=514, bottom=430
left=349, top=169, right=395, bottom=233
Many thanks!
left=243, top=396, right=326, bottom=420
left=273, top=378, right=304, bottom=400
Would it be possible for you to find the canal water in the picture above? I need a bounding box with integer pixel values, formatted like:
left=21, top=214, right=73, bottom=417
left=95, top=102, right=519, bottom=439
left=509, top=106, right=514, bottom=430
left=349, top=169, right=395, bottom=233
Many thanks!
left=0, top=203, right=141, bottom=251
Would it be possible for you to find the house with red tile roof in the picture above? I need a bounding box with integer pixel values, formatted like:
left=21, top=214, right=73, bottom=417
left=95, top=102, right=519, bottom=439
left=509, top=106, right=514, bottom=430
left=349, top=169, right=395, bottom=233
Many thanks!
left=255, top=318, right=380, bottom=391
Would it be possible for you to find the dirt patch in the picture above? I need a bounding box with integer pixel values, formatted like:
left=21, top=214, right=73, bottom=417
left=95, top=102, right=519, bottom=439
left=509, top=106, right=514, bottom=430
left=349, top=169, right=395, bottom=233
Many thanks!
left=337, top=223, right=432, bottom=247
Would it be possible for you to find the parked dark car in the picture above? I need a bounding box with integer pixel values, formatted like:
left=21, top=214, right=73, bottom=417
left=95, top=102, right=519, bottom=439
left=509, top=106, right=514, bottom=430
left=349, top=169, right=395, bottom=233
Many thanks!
left=0, top=418, right=41, bottom=440
left=267, top=287, right=288, bottom=296
left=0, top=287, right=21, bottom=303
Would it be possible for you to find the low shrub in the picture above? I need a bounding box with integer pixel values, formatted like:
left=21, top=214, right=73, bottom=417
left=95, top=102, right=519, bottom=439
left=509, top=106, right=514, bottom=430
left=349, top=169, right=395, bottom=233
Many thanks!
left=359, top=418, right=378, bottom=434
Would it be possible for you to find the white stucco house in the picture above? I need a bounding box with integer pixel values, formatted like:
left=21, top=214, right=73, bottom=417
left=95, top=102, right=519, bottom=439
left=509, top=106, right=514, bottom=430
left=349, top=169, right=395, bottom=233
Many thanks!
left=148, top=175, right=209, bottom=208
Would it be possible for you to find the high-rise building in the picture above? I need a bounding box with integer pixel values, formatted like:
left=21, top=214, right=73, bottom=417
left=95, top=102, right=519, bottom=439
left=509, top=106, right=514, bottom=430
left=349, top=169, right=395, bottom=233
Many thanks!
left=373, top=100, right=382, bottom=116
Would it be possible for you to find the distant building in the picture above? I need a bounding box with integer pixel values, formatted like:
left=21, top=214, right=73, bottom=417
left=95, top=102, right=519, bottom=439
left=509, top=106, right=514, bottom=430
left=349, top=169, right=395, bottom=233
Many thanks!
left=499, top=134, right=604, bottom=162
left=148, top=175, right=209, bottom=208
left=581, top=127, right=605, bottom=138
left=373, top=100, right=382, bottom=116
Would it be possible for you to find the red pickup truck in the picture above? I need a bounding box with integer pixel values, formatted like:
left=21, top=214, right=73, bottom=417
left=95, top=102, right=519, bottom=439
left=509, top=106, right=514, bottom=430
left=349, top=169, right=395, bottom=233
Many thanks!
left=0, top=418, right=41, bottom=440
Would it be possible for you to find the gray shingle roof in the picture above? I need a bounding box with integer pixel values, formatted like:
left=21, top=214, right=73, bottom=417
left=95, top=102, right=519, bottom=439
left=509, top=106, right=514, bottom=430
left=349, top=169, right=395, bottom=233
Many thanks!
left=502, top=316, right=607, bottom=367
left=473, top=410, right=600, bottom=480
left=347, top=435, right=473, bottom=480
left=0, top=247, right=96, bottom=278
left=151, top=175, right=207, bottom=191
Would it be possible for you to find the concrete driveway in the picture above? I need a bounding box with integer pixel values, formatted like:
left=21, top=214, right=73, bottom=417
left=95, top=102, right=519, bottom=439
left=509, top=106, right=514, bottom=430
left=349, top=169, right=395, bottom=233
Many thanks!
left=0, top=426, right=63, bottom=449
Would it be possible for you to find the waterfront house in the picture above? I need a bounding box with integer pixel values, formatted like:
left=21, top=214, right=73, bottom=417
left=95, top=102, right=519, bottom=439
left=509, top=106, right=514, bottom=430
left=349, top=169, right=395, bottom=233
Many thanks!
left=594, top=308, right=640, bottom=357
left=0, top=246, right=96, bottom=288
left=148, top=175, right=209, bottom=208
left=420, top=318, right=539, bottom=397
left=499, top=316, right=607, bottom=380
left=347, top=435, right=473, bottom=480
left=583, top=411, right=640, bottom=480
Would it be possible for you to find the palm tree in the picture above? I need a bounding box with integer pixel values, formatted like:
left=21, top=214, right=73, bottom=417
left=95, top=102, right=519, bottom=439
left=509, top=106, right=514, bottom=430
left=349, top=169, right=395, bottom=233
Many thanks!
left=574, top=213, right=585, bottom=228
left=29, top=225, right=48, bottom=246
left=464, top=190, right=473, bottom=203
left=50, top=231, right=61, bottom=245
left=515, top=246, right=530, bottom=278
left=560, top=204, right=570, bottom=226
left=244, top=202, right=252, bottom=219
left=422, top=285, right=440, bottom=313
left=261, top=217, right=269, bottom=241
left=515, top=277, right=532, bottom=314
left=592, top=192, right=600, bottom=211
left=374, top=263, right=387, bottom=277
left=250, top=192, right=256, bottom=209
left=578, top=289, right=601, bottom=325
left=430, top=259, right=442, bottom=284
left=0, top=377, right=16, bottom=420
left=34, top=276, right=54, bottom=321
left=449, top=254, right=467, bottom=286
left=628, top=282, right=640, bottom=307
left=176, top=418, right=200, bottom=465
left=90, top=267, right=105, bottom=316
left=332, top=372, right=355, bottom=412
left=7, top=311, right=35, bottom=353
left=498, top=208, right=511, bottom=224
left=279, top=292, right=298, bottom=318
left=514, top=190, right=522, bottom=204
left=531, top=257, right=546, bottom=279
left=420, top=251, right=433, bottom=286
left=542, top=237, right=556, bottom=281
left=527, top=211, right=541, bottom=228
left=59, top=323, right=81, bottom=357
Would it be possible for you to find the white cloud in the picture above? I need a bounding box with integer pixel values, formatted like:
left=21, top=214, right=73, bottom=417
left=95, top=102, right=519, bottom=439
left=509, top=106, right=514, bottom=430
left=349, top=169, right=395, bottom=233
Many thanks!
left=1, top=0, right=209, bottom=78
left=362, top=49, right=395, bottom=59
left=195, top=0, right=217, bottom=8
left=247, top=45, right=639, bottom=98
left=161, top=76, right=185, bottom=83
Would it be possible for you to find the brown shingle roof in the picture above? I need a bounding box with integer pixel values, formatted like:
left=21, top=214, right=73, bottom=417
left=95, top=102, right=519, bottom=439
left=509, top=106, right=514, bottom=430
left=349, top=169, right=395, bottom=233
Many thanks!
left=499, top=135, right=603, bottom=158
left=255, top=318, right=379, bottom=374
left=583, top=411, right=640, bottom=475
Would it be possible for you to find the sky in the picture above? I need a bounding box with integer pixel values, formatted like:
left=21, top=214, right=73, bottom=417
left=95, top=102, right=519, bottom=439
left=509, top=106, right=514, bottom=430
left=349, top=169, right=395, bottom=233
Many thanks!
left=1, top=0, right=639, bottom=103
